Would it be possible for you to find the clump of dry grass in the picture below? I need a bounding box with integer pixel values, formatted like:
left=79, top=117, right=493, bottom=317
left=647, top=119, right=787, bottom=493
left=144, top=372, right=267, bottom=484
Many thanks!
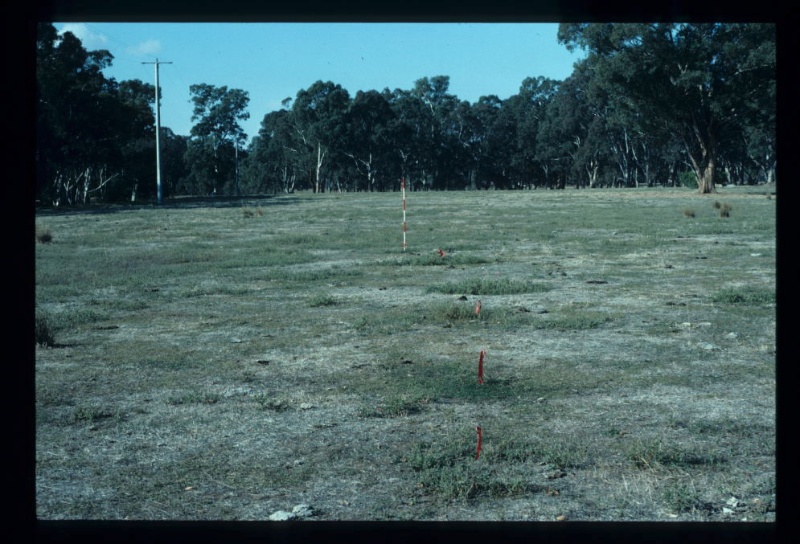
left=36, top=226, right=53, bottom=244
left=35, top=311, right=56, bottom=346
left=718, top=202, right=732, bottom=218
left=242, top=207, right=264, bottom=218
left=683, top=209, right=695, bottom=218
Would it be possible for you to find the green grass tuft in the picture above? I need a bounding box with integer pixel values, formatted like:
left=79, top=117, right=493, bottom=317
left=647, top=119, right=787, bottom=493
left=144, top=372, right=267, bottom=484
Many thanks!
left=35, top=312, right=56, bottom=346
left=307, top=293, right=338, bottom=307
left=427, top=278, right=550, bottom=296
left=712, top=287, right=774, bottom=305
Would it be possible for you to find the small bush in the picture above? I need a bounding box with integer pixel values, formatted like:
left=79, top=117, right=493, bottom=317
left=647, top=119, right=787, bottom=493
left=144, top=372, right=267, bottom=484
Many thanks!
left=718, top=202, right=732, bottom=218
left=35, top=313, right=56, bottom=346
left=679, top=172, right=697, bottom=189
left=683, top=209, right=696, bottom=218
left=307, top=293, right=338, bottom=307
left=712, top=201, right=722, bottom=209
left=73, top=406, right=116, bottom=423
left=253, top=394, right=290, bottom=412
left=662, top=481, right=702, bottom=513
left=36, top=227, right=53, bottom=244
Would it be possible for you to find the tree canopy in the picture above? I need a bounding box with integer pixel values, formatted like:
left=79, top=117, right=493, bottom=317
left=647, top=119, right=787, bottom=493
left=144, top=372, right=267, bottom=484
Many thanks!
left=35, top=22, right=775, bottom=204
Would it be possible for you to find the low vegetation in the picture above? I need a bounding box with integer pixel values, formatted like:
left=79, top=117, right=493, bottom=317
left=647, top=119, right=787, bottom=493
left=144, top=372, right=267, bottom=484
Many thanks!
left=35, top=187, right=775, bottom=521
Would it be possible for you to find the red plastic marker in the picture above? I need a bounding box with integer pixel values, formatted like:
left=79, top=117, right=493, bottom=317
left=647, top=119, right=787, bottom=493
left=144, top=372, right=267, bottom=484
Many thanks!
left=478, top=350, right=486, bottom=384
left=475, top=300, right=482, bottom=316
left=475, top=426, right=483, bottom=460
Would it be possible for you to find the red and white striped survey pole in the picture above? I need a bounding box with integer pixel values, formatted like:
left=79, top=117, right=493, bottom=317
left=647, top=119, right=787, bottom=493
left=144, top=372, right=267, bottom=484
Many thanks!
left=401, top=177, right=408, bottom=251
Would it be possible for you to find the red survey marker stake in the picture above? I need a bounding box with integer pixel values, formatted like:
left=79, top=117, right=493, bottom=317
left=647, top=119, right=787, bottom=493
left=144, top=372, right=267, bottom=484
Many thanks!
left=478, top=349, right=486, bottom=384
left=475, top=426, right=483, bottom=460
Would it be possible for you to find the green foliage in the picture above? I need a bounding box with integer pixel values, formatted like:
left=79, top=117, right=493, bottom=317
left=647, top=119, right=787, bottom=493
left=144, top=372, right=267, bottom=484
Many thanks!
left=679, top=172, right=698, bottom=189
left=36, top=23, right=159, bottom=204
left=558, top=23, right=775, bottom=193
left=38, top=22, right=773, bottom=199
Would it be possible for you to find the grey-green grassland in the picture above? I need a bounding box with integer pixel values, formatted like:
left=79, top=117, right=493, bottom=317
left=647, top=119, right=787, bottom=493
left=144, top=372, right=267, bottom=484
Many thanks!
left=36, top=187, right=775, bottom=521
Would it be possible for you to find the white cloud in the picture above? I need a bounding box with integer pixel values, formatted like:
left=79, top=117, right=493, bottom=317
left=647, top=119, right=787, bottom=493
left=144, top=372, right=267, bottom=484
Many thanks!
left=127, top=39, right=162, bottom=56
left=58, top=23, right=109, bottom=49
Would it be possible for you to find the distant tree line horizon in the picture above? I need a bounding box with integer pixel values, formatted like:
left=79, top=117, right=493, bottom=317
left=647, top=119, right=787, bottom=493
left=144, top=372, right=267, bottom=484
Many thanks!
left=36, top=22, right=775, bottom=206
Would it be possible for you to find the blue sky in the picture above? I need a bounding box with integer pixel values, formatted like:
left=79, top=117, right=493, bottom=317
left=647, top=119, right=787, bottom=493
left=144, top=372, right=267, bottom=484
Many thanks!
left=54, top=22, right=586, bottom=145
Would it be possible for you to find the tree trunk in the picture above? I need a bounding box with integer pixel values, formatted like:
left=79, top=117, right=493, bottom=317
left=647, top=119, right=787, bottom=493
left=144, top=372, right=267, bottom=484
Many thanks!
left=314, top=143, right=326, bottom=193
left=685, top=122, right=717, bottom=193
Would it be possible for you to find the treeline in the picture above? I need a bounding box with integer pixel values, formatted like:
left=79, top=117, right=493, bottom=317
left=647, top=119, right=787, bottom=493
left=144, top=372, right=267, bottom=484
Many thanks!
left=35, top=22, right=775, bottom=205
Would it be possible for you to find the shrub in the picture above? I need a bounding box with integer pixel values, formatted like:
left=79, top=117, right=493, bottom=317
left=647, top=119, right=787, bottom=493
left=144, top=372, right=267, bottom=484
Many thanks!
left=683, top=209, right=695, bottom=218
left=35, top=312, right=56, bottom=346
left=678, top=171, right=697, bottom=189
left=307, top=293, right=337, bottom=307
left=718, top=202, right=732, bottom=218
left=36, top=227, right=53, bottom=244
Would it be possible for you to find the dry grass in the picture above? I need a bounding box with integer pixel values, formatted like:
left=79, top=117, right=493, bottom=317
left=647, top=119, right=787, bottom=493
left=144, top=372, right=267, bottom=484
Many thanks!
left=35, top=187, right=776, bottom=522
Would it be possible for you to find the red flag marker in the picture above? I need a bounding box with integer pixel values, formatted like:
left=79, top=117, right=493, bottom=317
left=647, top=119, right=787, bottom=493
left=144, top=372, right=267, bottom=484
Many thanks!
left=478, top=349, right=486, bottom=384
left=475, top=426, right=483, bottom=460
left=475, top=300, right=482, bottom=316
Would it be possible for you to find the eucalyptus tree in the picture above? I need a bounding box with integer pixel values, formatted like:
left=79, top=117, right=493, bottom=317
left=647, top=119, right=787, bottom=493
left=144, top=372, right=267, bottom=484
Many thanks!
left=36, top=23, right=159, bottom=205
left=247, top=107, right=312, bottom=193
left=465, top=95, right=504, bottom=189
left=557, top=23, right=776, bottom=193
left=114, top=79, right=158, bottom=200
left=535, top=74, right=587, bottom=189
left=410, top=75, right=463, bottom=190
left=188, top=84, right=250, bottom=195
left=342, top=90, right=398, bottom=191
left=511, top=76, right=560, bottom=188
left=159, top=129, right=190, bottom=198
left=382, top=87, right=427, bottom=190
left=291, top=81, right=351, bottom=193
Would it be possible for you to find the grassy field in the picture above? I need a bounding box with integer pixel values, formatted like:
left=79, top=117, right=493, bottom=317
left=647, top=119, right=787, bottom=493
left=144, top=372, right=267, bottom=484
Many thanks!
left=35, top=186, right=776, bottom=521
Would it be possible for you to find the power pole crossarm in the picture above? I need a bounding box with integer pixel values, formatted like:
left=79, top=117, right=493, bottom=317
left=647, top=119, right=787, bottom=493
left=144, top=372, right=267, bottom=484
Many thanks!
left=142, top=59, right=173, bottom=204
